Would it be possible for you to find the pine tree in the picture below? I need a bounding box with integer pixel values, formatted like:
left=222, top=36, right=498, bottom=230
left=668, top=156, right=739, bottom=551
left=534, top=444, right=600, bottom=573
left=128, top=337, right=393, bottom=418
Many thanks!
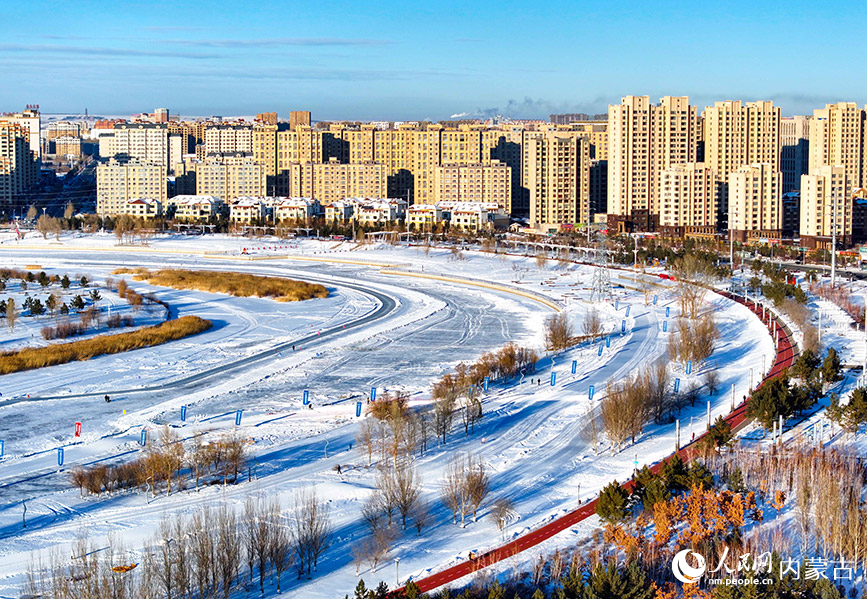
left=821, top=347, right=842, bottom=382
left=61, top=274, right=70, bottom=289
left=596, top=481, right=630, bottom=524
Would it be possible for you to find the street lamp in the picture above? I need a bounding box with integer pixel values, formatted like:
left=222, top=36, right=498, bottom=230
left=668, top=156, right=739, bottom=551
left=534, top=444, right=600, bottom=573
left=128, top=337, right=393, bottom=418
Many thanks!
left=394, top=557, right=400, bottom=586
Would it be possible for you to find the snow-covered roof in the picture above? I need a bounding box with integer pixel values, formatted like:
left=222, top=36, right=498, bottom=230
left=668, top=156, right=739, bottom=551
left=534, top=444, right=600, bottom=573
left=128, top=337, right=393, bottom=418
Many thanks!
left=169, top=195, right=221, bottom=206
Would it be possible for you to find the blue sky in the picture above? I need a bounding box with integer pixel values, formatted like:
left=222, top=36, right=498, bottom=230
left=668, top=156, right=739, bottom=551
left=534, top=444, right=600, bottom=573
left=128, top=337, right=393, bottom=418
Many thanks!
left=2, top=0, right=865, bottom=120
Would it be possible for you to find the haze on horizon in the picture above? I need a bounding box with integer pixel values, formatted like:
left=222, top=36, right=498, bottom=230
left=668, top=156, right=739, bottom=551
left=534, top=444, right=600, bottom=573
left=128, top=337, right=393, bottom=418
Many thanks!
left=3, top=0, right=866, bottom=121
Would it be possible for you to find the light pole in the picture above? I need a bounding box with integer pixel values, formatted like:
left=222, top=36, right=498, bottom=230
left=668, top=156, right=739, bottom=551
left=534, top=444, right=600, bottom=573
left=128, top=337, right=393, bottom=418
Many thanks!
left=394, top=557, right=400, bottom=587
left=831, top=189, right=838, bottom=288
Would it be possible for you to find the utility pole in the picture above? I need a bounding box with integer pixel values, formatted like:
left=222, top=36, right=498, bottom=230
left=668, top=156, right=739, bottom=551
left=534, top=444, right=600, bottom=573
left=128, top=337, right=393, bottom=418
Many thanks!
left=831, top=189, right=837, bottom=288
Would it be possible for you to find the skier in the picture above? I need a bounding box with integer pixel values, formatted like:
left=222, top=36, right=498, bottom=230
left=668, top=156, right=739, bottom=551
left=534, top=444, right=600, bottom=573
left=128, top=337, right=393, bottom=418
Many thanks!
left=104, top=395, right=111, bottom=403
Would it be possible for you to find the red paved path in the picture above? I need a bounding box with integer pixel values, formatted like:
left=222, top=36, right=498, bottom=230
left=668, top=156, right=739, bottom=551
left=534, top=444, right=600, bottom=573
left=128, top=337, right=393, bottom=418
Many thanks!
left=407, top=291, right=796, bottom=593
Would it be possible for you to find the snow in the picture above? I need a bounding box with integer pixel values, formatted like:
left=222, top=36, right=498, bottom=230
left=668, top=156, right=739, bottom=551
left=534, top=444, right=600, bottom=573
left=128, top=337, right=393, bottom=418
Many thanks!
left=0, top=232, right=776, bottom=597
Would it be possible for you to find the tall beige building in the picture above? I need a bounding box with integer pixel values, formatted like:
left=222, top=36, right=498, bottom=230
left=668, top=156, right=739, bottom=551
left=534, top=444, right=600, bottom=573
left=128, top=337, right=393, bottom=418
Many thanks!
left=289, top=111, right=311, bottom=130
left=96, top=159, right=166, bottom=216
left=728, top=163, right=782, bottom=242
left=288, top=160, right=386, bottom=204
left=658, top=163, right=717, bottom=235
left=702, top=100, right=781, bottom=227
left=100, top=124, right=171, bottom=172
left=1, top=108, right=41, bottom=160
left=433, top=161, right=511, bottom=208
left=781, top=115, right=810, bottom=191
left=808, top=102, right=866, bottom=191
left=0, top=122, right=38, bottom=210
left=526, top=133, right=590, bottom=230
left=194, top=157, right=266, bottom=202
left=608, top=96, right=700, bottom=231
left=205, top=125, right=254, bottom=156
left=800, top=165, right=852, bottom=247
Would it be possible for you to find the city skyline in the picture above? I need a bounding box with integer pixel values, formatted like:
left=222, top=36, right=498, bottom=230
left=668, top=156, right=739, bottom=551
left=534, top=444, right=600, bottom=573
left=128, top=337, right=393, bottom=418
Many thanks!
left=4, top=0, right=867, bottom=120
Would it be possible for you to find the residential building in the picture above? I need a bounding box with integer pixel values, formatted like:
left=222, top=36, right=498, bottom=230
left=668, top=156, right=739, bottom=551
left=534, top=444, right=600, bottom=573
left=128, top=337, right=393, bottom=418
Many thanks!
left=1, top=108, right=41, bottom=160
left=205, top=125, right=253, bottom=156
left=659, top=163, right=717, bottom=237
left=800, top=165, right=852, bottom=247
left=0, top=121, right=39, bottom=209
left=229, top=197, right=266, bottom=224
left=349, top=198, right=406, bottom=225
left=728, top=163, right=783, bottom=243
left=167, top=195, right=223, bottom=221
left=256, top=112, right=278, bottom=126
left=439, top=201, right=507, bottom=231
left=781, top=116, right=810, bottom=191
left=53, top=136, right=81, bottom=158
left=702, top=100, right=781, bottom=227
left=324, top=200, right=354, bottom=223
left=274, top=197, right=318, bottom=222
left=290, top=111, right=312, bottom=130
left=406, top=204, right=442, bottom=230
left=194, top=156, right=266, bottom=202
left=809, top=102, right=867, bottom=191
left=291, top=160, right=387, bottom=204
left=153, top=108, right=169, bottom=123
left=96, top=158, right=166, bottom=216
left=433, top=161, right=511, bottom=209
left=608, top=96, right=701, bottom=231
left=122, top=197, right=162, bottom=218
left=101, top=123, right=170, bottom=170
left=525, top=132, right=590, bottom=231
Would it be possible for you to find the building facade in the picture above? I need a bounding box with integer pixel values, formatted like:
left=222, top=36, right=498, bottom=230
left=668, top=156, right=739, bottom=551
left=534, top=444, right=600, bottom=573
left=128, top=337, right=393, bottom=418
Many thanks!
left=800, top=165, right=852, bottom=247
left=96, top=159, right=167, bottom=216
left=658, top=163, right=717, bottom=236
left=608, top=96, right=701, bottom=231
left=728, top=163, right=783, bottom=243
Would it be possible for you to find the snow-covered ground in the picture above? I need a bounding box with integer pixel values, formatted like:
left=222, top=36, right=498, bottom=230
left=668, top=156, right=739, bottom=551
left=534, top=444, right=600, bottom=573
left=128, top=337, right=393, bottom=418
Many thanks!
left=0, top=232, right=776, bottom=597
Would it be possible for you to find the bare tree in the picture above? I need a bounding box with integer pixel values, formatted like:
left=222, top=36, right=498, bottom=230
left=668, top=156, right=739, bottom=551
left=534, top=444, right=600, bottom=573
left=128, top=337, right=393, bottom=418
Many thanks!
left=291, top=487, right=332, bottom=578
left=582, top=308, right=603, bottom=340
left=489, top=498, right=516, bottom=541
left=434, top=396, right=456, bottom=445
left=412, top=500, right=431, bottom=536
left=390, top=462, right=422, bottom=529
left=544, top=311, right=573, bottom=351
left=466, top=456, right=490, bottom=522
left=268, top=501, right=292, bottom=593
left=216, top=506, right=240, bottom=598
left=601, top=381, right=632, bottom=452
left=6, top=297, right=16, bottom=331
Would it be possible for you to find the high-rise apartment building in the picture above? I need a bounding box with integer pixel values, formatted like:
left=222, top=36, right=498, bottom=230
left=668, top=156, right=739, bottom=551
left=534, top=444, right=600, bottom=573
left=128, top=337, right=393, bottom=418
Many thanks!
left=526, top=133, right=590, bottom=230
left=289, top=111, right=312, bottom=130
left=194, top=157, right=266, bottom=202
left=781, top=116, right=810, bottom=192
left=0, top=122, right=38, bottom=211
left=1, top=108, right=41, bottom=160
left=658, top=163, right=717, bottom=236
left=800, top=165, right=851, bottom=247
left=433, top=161, right=511, bottom=208
left=608, top=96, right=700, bottom=231
left=96, top=158, right=166, bottom=216
left=256, top=112, right=278, bottom=126
left=728, top=163, right=782, bottom=242
left=204, top=125, right=253, bottom=156
left=702, top=100, right=781, bottom=227
left=291, top=160, right=386, bottom=204
left=809, top=102, right=866, bottom=191
left=153, top=108, right=169, bottom=123
left=100, top=123, right=170, bottom=171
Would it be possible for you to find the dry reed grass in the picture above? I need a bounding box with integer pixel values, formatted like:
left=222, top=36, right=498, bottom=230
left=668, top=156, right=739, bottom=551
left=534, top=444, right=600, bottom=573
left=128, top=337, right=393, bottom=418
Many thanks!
left=113, top=268, right=328, bottom=302
left=0, top=315, right=212, bottom=374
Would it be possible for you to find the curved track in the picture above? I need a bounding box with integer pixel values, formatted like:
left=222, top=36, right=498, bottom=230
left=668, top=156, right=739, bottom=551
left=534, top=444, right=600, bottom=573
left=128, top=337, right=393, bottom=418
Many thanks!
left=408, top=290, right=796, bottom=594
left=0, top=274, right=397, bottom=407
